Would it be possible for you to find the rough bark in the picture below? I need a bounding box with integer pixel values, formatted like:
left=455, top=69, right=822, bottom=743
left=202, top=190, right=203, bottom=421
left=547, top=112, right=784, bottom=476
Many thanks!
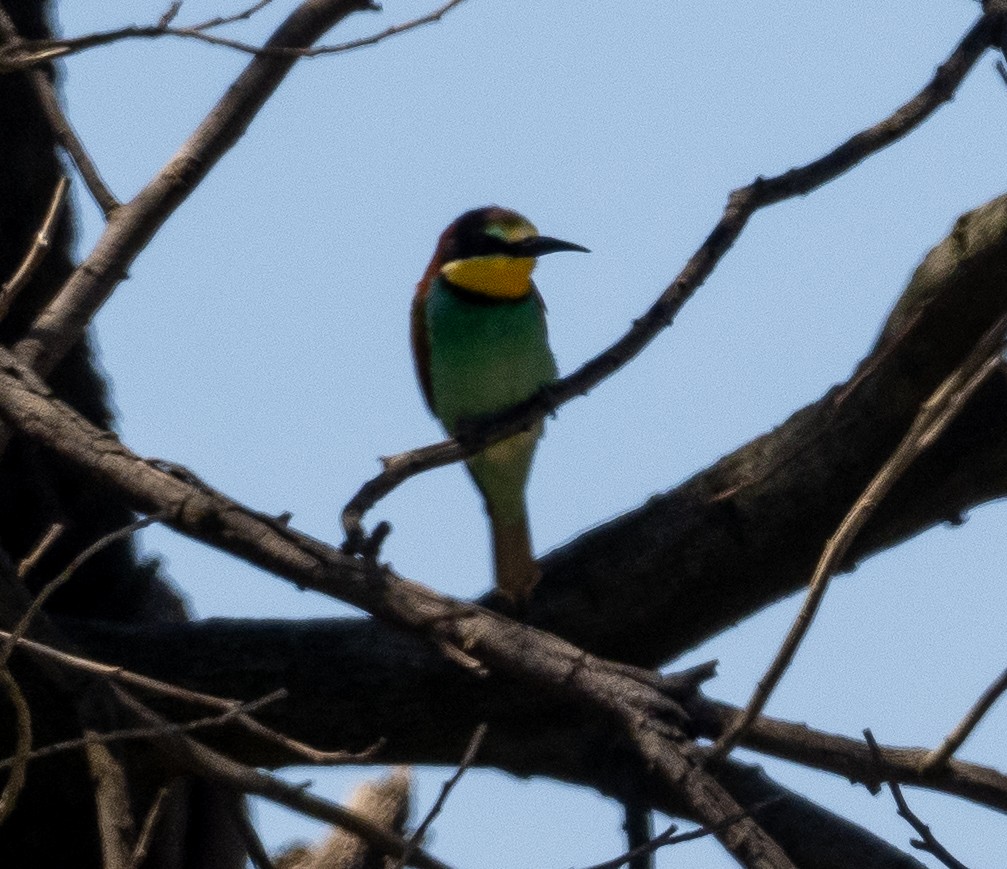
left=44, top=191, right=1007, bottom=867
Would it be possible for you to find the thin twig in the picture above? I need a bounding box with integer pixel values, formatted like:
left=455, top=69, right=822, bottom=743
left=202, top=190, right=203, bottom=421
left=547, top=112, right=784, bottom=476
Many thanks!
left=921, top=666, right=1007, bottom=774
left=864, top=730, right=970, bottom=869
left=16, top=521, right=65, bottom=579
left=578, top=824, right=679, bottom=869
left=299, top=0, right=467, bottom=55
left=708, top=313, right=1007, bottom=763
left=0, top=176, right=70, bottom=323
left=157, top=1, right=183, bottom=29
left=338, top=12, right=1000, bottom=547
left=192, top=0, right=276, bottom=30
left=1, top=513, right=167, bottom=669
left=0, top=668, right=32, bottom=826
left=0, top=691, right=283, bottom=771
left=392, top=722, right=487, bottom=869
left=10, top=0, right=468, bottom=66
left=0, top=10, right=118, bottom=215
left=575, top=802, right=780, bottom=869
left=128, top=786, right=171, bottom=869
left=0, top=629, right=375, bottom=766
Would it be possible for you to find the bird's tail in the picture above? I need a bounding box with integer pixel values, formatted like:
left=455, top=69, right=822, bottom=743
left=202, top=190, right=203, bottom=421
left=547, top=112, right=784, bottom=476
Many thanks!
left=489, top=509, right=540, bottom=606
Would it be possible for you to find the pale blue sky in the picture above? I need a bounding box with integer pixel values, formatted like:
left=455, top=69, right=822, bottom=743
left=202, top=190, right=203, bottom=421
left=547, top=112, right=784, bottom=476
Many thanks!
left=54, top=1, right=1007, bottom=866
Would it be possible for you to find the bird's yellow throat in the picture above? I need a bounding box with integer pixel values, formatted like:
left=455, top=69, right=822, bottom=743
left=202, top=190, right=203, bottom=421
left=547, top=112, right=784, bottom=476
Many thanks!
left=441, top=255, right=535, bottom=300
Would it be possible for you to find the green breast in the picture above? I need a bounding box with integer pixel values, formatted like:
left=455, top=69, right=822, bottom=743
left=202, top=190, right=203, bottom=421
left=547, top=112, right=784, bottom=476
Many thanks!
left=425, top=278, right=558, bottom=434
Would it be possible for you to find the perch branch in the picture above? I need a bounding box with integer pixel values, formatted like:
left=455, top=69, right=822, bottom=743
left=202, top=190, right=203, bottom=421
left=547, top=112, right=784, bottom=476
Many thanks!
left=340, top=11, right=1000, bottom=545
left=0, top=346, right=794, bottom=867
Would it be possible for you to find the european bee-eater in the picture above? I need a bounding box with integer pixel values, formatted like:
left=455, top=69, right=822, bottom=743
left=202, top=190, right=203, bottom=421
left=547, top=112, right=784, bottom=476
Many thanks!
left=411, top=206, right=588, bottom=604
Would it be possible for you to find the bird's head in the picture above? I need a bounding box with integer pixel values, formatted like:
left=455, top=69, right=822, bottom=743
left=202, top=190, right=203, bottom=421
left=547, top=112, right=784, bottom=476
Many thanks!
left=429, top=206, right=588, bottom=301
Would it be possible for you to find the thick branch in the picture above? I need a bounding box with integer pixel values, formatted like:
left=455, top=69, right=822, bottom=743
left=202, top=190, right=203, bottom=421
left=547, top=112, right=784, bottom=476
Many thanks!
left=0, top=380, right=796, bottom=861
left=689, top=695, right=1007, bottom=814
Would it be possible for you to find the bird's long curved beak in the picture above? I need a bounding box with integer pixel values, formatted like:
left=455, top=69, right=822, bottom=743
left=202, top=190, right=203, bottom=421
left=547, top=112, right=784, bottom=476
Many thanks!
left=514, top=236, right=590, bottom=257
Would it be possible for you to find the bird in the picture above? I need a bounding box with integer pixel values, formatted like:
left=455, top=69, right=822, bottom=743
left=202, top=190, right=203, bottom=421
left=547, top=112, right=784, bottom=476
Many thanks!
left=411, top=206, right=588, bottom=605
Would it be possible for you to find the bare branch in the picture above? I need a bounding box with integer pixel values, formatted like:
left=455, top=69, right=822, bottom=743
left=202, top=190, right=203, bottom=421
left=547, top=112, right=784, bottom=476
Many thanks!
left=0, top=513, right=166, bottom=669
left=8, top=0, right=372, bottom=391
left=0, top=349, right=795, bottom=867
left=157, top=1, right=184, bottom=29
left=8, top=0, right=466, bottom=65
left=0, top=629, right=374, bottom=766
left=921, top=666, right=1007, bottom=774
left=16, top=521, right=65, bottom=580
left=0, top=668, right=32, bottom=825
left=84, top=736, right=135, bottom=869
left=709, top=313, right=1007, bottom=762
left=128, top=787, right=171, bottom=869
left=865, top=730, right=970, bottom=869
left=0, top=691, right=284, bottom=771
left=576, top=804, right=779, bottom=869
left=0, top=176, right=69, bottom=323
left=581, top=824, right=677, bottom=869
left=339, top=12, right=1001, bottom=546
left=301, top=0, right=468, bottom=56
left=0, top=12, right=118, bottom=215
left=391, top=722, right=487, bottom=869
left=192, top=0, right=276, bottom=30
left=691, top=695, right=1007, bottom=814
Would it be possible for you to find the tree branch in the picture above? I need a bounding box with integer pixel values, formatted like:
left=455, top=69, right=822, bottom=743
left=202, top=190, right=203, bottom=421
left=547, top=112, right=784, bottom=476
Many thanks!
left=5, top=166, right=1007, bottom=869
left=921, top=666, right=1007, bottom=774
left=689, top=695, right=1007, bottom=814
left=710, top=313, right=1007, bottom=761
left=0, top=175, right=69, bottom=323
left=0, top=347, right=807, bottom=866
left=111, top=687, right=450, bottom=869
left=865, top=730, right=970, bottom=869
left=9, top=0, right=373, bottom=384
left=4, top=1, right=470, bottom=67
left=0, top=12, right=118, bottom=214
left=339, top=11, right=1001, bottom=546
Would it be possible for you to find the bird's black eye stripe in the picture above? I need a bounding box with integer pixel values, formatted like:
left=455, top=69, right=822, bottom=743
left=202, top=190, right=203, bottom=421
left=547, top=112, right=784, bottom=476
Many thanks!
left=449, top=229, right=523, bottom=260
